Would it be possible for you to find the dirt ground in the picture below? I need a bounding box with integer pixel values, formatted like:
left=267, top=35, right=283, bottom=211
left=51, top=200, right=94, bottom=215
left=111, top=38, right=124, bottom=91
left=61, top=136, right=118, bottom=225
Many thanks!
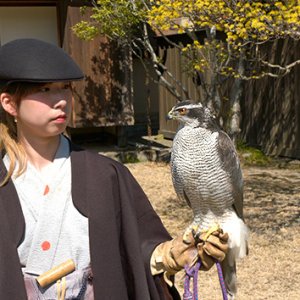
left=126, top=161, right=300, bottom=300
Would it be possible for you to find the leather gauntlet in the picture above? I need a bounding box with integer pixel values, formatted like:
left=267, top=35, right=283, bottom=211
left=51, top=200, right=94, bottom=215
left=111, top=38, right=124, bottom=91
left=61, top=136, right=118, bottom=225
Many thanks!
left=197, top=230, right=229, bottom=270
left=151, top=228, right=229, bottom=282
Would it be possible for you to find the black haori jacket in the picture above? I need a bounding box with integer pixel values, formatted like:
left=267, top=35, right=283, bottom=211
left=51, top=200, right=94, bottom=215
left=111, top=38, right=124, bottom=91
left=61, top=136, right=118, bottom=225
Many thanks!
left=0, top=143, right=180, bottom=300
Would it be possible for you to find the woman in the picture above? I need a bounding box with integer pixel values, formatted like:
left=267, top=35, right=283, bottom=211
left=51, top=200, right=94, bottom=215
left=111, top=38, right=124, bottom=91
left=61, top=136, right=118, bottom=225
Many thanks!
left=0, top=38, right=228, bottom=299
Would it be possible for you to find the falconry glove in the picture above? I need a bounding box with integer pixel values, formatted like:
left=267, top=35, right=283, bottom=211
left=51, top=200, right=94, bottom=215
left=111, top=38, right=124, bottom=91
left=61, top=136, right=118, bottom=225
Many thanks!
left=150, top=229, right=229, bottom=285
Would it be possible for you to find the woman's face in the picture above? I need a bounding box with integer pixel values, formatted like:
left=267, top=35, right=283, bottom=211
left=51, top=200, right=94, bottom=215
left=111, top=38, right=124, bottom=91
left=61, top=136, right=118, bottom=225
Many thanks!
left=12, top=82, right=73, bottom=141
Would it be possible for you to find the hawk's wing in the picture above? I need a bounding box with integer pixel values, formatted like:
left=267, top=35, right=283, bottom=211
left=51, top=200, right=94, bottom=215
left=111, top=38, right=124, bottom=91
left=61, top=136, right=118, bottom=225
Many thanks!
left=171, top=163, right=192, bottom=208
left=217, top=131, right=244, bottom=220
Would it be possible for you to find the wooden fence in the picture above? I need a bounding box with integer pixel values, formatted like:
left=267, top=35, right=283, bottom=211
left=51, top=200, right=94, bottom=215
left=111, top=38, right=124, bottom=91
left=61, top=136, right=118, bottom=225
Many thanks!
left=241, top=39, right=300, bottom=158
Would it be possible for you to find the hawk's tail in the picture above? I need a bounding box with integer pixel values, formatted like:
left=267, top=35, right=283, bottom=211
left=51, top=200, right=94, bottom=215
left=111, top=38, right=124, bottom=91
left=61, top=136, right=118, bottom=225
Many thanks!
left=222, top=217, right=249, bottom=259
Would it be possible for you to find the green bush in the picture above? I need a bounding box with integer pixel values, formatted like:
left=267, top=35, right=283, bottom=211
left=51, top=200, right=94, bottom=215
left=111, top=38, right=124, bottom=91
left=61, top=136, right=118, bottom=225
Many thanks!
left=237, top=141, right=271, bottom=166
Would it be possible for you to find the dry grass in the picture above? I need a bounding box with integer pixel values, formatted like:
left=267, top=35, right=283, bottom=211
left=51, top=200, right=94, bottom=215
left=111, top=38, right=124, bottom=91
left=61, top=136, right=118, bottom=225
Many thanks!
left=127, top=162, right=300, bottom=300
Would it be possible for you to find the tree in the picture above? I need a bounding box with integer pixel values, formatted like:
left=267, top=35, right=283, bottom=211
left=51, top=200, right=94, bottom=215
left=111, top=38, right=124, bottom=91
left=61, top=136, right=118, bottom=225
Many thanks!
left=73, top=0, right=300, bottom=141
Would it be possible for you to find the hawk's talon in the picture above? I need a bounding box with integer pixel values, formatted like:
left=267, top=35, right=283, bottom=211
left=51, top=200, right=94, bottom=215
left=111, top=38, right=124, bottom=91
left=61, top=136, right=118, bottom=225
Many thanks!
left=183, top=224, right=199, bottom=244
left=202, top=224, right=221, bottom=241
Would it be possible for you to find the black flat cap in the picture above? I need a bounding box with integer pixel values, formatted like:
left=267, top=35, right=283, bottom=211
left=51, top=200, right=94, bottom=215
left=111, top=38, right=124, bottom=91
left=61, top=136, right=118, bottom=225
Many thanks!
left=0, top=38, right=84, bottom=84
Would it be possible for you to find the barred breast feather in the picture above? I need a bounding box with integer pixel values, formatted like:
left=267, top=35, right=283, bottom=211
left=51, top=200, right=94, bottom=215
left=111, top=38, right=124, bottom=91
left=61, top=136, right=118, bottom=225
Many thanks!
left=172, top=127, right=232, bottom=211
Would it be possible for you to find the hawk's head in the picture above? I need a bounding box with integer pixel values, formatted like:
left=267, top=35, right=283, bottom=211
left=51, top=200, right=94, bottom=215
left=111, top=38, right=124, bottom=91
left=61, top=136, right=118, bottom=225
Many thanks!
left=167, top=100, right=217, bottom=129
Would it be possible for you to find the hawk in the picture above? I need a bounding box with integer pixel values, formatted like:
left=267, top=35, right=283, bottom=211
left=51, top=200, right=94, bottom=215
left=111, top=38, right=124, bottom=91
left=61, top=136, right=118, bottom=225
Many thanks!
left=168, top=100, right=249, bottom=300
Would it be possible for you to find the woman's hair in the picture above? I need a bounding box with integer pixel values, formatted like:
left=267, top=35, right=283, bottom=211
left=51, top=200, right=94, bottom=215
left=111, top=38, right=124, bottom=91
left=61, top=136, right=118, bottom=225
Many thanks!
left=0, top=82, right=46, bottom=186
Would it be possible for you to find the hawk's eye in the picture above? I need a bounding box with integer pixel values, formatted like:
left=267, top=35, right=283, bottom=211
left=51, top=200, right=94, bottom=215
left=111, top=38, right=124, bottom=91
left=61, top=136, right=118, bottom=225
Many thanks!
left=178, top=108, right=187, bottom=115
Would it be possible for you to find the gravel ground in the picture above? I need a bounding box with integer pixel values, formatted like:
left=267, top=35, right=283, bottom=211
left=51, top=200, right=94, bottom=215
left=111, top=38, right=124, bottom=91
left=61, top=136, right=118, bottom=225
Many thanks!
left=126, top=161, right=300, bottom=300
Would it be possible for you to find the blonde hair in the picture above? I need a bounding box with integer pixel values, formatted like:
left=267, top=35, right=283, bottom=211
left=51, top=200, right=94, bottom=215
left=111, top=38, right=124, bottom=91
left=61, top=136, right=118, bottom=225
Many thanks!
left=0, top=82, right=46, bottom=186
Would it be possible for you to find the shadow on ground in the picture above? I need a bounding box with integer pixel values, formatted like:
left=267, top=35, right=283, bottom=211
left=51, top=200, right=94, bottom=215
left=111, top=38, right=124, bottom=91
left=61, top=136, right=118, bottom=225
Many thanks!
left=243, top=168, right=300, bottom=234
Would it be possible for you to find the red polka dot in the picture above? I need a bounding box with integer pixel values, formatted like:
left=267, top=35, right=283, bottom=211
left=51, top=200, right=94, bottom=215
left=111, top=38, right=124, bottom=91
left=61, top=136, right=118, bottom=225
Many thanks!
left=43, top=185, right=50, bottom=195
left=41, top=241, right=51, bottom=251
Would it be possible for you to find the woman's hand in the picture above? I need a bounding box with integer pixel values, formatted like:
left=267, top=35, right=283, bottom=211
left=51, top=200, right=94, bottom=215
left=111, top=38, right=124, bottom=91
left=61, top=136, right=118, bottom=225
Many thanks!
left=151, top=228, right=229, bottom=278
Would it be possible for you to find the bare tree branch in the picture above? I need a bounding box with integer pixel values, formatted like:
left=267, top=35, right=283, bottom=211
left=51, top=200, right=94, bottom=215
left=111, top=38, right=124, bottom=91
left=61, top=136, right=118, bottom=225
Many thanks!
left=142, top=23, right=184, bottom=100
left=261, top=59, right=300, bottom=75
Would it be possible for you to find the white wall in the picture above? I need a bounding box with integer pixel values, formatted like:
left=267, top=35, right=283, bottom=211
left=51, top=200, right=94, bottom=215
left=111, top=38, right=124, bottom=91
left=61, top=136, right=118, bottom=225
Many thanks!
left=0, top=7, right=58, bottom=45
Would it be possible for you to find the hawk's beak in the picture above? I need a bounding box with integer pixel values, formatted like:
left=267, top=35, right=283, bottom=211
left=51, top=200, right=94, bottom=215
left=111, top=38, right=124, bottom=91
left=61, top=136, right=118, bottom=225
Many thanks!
left=166, top=108, right=175, bottom=121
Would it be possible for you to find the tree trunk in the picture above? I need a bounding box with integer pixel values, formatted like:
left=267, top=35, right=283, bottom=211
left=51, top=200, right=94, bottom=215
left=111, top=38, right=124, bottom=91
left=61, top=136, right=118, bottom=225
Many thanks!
left=229, top=56, right=245, bottom=144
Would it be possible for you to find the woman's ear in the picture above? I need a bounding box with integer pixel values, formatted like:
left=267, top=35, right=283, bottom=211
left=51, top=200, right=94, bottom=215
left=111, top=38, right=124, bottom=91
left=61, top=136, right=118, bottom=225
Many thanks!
left=0, top=93, right=17, bottom=117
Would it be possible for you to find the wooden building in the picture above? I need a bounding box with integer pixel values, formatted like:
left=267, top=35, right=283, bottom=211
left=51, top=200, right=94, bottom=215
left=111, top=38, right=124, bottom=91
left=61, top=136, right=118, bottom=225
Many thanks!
left=0, top=0, right=139, bottom=145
